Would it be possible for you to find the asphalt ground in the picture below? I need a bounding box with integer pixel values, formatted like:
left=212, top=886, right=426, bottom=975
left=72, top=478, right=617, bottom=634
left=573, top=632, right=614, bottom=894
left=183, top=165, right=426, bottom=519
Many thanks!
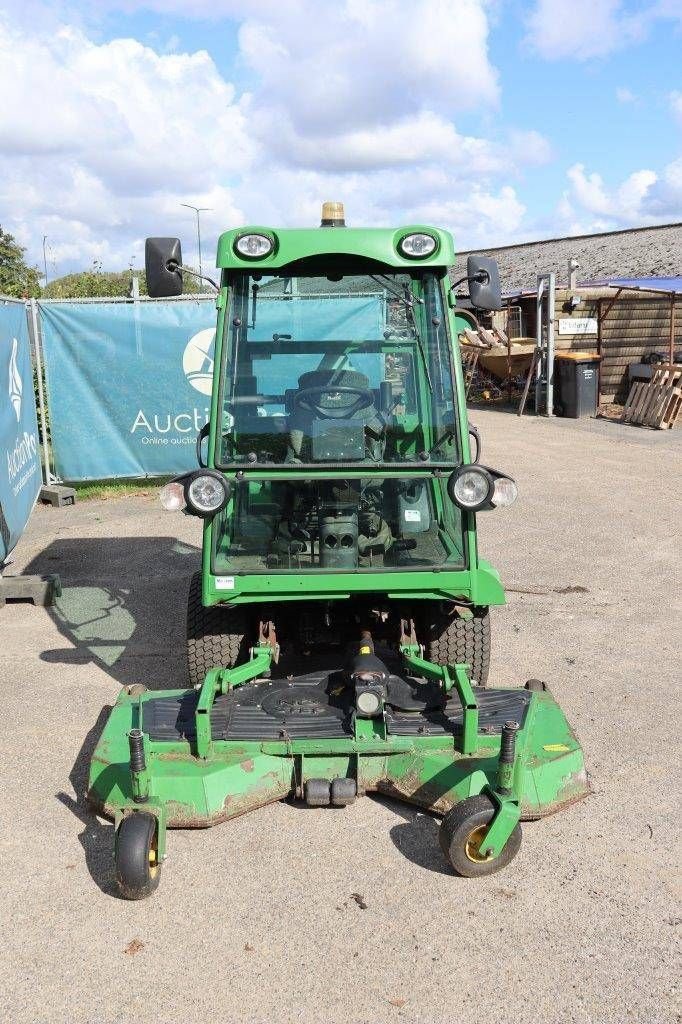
left=1, top=410, right=680, bottom=1024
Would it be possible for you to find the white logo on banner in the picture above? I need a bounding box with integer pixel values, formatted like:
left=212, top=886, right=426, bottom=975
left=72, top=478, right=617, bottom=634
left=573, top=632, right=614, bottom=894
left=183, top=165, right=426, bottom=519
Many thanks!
left=9, top=337, right=22, bottom=422
left=6, top=336, right=37, bottom=497
left=183, top=328, right=215, bottom=396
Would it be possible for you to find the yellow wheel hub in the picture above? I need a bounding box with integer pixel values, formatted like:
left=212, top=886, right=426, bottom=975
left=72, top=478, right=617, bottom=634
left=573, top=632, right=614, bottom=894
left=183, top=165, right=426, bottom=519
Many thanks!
left=149, top=841, right=159, bottom=876
left=464, top=824, right=495, bottom=863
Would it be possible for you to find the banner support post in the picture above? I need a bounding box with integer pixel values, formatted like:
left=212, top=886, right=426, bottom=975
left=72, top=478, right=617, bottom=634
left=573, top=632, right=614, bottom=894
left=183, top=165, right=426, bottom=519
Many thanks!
left=28, top=298, right=53, bottom=485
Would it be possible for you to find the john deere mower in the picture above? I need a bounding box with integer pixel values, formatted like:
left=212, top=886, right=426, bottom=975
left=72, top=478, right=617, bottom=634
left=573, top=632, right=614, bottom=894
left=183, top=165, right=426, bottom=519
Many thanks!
left=88, top=203, right=588, bottom=899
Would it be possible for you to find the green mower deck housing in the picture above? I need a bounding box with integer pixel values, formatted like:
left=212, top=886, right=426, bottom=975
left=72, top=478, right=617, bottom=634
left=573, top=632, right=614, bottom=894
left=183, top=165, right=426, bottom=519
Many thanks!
left=88, top=206, right=589, bottom=899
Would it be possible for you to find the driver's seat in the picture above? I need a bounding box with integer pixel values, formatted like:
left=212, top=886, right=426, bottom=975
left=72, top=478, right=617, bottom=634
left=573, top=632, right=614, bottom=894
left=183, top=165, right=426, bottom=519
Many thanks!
left=287, top=369, right=383, bottom=461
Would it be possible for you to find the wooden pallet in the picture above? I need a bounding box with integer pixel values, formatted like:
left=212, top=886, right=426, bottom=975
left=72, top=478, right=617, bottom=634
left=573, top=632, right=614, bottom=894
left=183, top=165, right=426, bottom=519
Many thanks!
left=622, top=364, right=682, bottom=428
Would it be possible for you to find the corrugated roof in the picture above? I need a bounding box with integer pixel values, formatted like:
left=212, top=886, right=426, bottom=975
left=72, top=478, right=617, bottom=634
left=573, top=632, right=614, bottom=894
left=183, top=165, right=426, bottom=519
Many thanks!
left=454, top=222, right=682, bottom=292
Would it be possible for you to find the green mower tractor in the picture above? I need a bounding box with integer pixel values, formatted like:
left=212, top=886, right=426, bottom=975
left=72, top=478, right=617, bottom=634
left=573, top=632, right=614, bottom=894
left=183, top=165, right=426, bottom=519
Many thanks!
left=88, top=203, right=589, bottom=899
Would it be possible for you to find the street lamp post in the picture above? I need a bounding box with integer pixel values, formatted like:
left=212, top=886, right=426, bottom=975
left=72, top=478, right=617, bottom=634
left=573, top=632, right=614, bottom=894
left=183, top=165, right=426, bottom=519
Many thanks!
left=180, top=203, right=212, bottom=283
left=42, top=235, right=48, bottom=286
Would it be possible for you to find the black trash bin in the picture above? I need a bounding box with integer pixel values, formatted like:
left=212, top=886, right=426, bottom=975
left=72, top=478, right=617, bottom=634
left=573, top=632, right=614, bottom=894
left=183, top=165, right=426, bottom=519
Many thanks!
left=554, top=351, right=600, bottom=418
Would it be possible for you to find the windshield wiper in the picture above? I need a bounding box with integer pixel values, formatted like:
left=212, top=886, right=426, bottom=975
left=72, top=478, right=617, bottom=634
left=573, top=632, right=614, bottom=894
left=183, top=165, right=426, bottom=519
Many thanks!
left=403, top=283, right=433, bottom=394
left=369, top=274, right=424, bottom=308
left=372, top=276, right=432, bottom=392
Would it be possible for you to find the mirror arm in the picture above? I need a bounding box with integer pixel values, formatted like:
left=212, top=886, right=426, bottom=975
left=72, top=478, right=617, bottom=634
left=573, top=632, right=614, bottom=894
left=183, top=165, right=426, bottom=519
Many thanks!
left=168, top=261, right=219, bottom=292
left=451, top=272, right=489, bottom=289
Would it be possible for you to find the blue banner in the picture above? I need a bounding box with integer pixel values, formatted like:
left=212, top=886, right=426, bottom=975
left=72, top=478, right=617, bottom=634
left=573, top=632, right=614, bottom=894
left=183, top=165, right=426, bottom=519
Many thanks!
left=39, top=294, right=385, bottom=481
left=40, top=299, right=216, bottom=481
left=0, top=300, right=41, bottom=563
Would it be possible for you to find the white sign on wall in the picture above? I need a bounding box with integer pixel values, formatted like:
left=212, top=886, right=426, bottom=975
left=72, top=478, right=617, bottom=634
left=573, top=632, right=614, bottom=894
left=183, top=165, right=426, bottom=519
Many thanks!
left=558, top=317, right=598, bottom=336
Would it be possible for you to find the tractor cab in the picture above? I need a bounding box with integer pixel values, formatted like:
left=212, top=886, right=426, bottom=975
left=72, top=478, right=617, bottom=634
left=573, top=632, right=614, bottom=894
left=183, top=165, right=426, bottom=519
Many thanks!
left=147, top=205, right=509, bottom=587
left=218, top=263, right=464, bottom=574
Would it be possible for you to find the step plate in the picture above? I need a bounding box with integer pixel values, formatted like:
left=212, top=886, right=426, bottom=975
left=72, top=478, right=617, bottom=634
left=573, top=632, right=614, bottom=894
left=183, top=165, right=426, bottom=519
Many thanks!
left=142, top=672, right=531, bottom=743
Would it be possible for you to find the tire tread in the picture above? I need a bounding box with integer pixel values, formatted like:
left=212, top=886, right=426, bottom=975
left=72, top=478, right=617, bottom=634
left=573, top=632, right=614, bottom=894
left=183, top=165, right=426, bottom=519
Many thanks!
left=423, top=607, right=491, bottom=687
left=186, top=571, right=248, bottom=687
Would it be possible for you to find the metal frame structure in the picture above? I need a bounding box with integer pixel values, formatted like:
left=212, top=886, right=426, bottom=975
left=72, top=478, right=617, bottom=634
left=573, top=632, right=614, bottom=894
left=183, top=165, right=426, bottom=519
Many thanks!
left=535, top=273, right=556, bottom=416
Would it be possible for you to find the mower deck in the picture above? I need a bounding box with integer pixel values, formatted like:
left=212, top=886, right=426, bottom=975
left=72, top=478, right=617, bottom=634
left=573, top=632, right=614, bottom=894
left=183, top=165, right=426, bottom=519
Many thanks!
left=141, top=671, right=533, bottom=742
left=89, top=664, right=588, bottom=826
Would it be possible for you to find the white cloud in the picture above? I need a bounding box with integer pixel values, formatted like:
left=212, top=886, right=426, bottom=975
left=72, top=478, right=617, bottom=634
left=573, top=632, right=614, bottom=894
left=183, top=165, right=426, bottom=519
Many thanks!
left=0, top=19, right=251, bottom=269
left=616, top=86, right=638, bottom=103
left=525, top=0, right=647, bottom=60
left=237, top=0, right=499, bottom=137
left=567, top=163, right=658, bottom=218
left=0, top=1, right=553, bottom=270
left=558, top=162, right=670, bottom=231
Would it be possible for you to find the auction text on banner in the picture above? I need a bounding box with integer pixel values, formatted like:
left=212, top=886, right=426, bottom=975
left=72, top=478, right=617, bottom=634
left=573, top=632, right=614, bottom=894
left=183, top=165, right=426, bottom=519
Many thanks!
left=39, top=299, right=215, bottom=481
left=0, top=300, right=41, bottom=562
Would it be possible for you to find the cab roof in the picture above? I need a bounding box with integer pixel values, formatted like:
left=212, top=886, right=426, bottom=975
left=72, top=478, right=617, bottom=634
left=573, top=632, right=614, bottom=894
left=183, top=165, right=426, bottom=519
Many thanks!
left=216, top=225, right=455, bottom=272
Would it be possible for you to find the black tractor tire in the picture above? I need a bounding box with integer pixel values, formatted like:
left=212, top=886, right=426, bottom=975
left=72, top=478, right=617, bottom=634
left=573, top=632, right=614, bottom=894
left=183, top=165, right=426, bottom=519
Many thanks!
left=439, top=795, right=522, bottom=878
left=186, top=572, right=249, bottom=687
left=421, top=605, right=491, bottom=687
left=115, top=812, right=161, bottom=900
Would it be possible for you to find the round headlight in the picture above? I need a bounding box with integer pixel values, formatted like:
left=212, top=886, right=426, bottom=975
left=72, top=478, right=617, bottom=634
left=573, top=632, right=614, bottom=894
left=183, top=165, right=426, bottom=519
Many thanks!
left=399, top=233, right=437, bottom=258
left=185, top=473, right=229, bottom=516
left=159, top=481, right=186, bottom=512
left=492, top=476, right=518, bottom=508
left=356, top=689, right=382, bottom=716
left=234, top=233, right=273, bottom=259
left=451, top=467, right=492, bottom=510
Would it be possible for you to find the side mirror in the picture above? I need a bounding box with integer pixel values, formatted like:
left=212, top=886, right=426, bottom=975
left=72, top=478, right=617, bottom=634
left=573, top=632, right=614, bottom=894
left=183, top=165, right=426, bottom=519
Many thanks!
left=467, top=255, right=502, bottom=311
left=145, top=237, right=183, bottom=297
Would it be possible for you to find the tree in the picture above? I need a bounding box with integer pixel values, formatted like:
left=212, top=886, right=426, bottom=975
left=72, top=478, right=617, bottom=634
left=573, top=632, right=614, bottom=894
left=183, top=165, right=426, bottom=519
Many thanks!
left=0, top=227, right=41, bottom=298
left=42, top=261, right=204, bottom=299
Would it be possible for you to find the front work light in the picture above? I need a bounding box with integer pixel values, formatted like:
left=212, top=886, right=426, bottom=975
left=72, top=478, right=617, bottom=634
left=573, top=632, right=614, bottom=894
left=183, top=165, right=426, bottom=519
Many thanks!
left=355, top=685, right=384, bottom=718
left=399, top=233, right=437, bottom=258
left=234, top=233, right=274, bottom=258
left=447, top=464, right=517, bottom=512
left=185, top=472, right=231, bottom=517
left=452, top=467, right=492, bottom=509
left=491, top=476, right=518, bottom=508
left=159, top=481, right=186, bottom=512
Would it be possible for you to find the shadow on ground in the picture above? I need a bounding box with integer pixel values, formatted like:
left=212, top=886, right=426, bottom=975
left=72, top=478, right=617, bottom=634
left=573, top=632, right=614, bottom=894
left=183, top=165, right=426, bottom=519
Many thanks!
left=371, top=794, right=453, bottom=876
left=24, top=536, right=200, bottom=690
left=57, top=705, right=117, bottom=895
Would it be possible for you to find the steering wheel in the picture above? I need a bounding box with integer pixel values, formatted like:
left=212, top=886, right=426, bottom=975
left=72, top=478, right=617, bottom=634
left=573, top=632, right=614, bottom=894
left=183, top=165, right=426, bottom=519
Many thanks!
left=292, top=385, right=374, bottom=420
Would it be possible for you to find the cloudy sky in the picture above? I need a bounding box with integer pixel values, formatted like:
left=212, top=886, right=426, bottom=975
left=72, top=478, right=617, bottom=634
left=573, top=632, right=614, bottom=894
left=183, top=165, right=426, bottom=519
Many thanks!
left=1, top=0, right=681, bottom=277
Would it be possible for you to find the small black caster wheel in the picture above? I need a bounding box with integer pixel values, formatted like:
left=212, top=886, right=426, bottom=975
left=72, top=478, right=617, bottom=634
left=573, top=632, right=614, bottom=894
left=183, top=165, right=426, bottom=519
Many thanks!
left=439, top=795, right=521, bottom=878
left=524, top=678, right=547, bottom=692
left=305, top=778, right=330, bottom=807
left=115, top=812, right=161, bottom=900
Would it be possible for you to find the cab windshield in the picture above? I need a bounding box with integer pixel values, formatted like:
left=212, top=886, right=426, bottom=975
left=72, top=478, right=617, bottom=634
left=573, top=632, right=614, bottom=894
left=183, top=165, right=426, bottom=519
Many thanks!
left=218, top=271, right=460, bottom=468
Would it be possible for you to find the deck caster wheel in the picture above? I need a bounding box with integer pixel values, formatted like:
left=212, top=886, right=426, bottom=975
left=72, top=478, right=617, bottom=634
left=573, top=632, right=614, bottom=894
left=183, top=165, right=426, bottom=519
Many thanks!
left=439, top=795, right=521, bottom=878
left=305, top=779, right=330, bottom=807
left=115, top=812, right=161, bottom=900
left=331, top=778, right=357, bottom=807
left=524, top=678, right=548, bottom=692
